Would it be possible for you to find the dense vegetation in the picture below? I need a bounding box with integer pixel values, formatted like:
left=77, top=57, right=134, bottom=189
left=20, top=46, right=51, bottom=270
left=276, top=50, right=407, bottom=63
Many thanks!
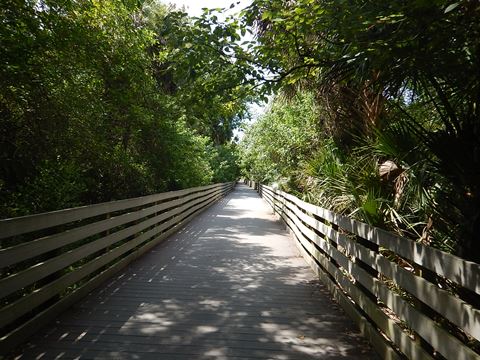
left=238, top=0, right=480, bottom=262
left=2, top=0, right=479, bottom=262
left=0, top=0, right=252, bottom=218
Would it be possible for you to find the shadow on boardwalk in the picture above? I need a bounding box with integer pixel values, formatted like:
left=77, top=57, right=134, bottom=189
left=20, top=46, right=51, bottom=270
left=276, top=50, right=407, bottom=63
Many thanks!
left=16, top=185, right=376, bottom=360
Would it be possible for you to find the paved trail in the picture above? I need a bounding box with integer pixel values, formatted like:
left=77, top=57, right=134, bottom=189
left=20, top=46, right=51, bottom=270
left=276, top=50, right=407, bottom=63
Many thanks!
left=18, top=184, right=376, bottom=359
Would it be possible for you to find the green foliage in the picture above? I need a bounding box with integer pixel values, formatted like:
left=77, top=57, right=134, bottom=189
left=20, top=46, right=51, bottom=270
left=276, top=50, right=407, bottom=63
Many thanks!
left=237, top=0, right=480, bottom=261
left=4, top=0, right=477, bottom=262
left=240, top=92, right=320, bottom=185
left=209, top=143, right=241, bottom=183
left=144, top=5, right=255, bottom=145
left=0, top=0, right=248, bottom=218
left=3, top=159, right=87, bottom=217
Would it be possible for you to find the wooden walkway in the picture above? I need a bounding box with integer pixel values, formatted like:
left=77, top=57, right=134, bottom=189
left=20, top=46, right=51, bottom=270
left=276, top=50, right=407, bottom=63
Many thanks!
left=15, top=184, right=376, bottom=359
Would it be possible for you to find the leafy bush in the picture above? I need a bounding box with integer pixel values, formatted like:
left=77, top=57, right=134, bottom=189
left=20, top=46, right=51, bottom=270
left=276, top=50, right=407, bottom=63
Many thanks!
left=0, top=0, right=250, bottom=218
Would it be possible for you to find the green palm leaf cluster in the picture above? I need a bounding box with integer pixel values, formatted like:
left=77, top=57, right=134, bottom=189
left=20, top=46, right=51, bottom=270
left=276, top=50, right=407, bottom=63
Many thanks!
left=239, top=0, right=480, bottom=261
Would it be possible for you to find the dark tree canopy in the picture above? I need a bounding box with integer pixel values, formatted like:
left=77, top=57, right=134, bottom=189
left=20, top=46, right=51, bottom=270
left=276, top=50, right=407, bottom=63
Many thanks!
left=0, top=0, right=252, bottom=218
left=237, top=0, right=480, bottom=262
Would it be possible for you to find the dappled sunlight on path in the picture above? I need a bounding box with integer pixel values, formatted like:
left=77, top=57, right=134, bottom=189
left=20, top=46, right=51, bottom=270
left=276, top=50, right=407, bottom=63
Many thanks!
left=18, top=184, right=375, bottom=359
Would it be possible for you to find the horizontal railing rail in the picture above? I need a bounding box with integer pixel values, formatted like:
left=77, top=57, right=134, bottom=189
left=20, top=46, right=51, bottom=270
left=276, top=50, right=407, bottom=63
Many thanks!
left=0, top=182, right=235, bottom=354
left=250, top=181, right=480, bottom=360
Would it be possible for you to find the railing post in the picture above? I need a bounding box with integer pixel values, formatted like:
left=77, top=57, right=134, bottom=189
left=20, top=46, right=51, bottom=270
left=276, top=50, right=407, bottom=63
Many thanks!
left=272, top=183, right=280, bottom=216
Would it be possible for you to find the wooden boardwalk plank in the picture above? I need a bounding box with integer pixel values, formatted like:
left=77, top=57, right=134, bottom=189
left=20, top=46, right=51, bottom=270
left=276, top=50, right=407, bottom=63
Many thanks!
left=13, top=184, right=376, bottom=360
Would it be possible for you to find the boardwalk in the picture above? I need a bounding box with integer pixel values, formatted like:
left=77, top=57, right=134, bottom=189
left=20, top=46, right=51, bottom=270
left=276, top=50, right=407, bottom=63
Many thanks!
left=16, top=184, right=376, bottom=359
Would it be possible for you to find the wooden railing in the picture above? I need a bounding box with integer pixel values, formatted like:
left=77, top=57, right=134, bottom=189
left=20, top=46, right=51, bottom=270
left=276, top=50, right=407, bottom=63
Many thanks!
left=245, top=179, right=258, bottom=190
left=0, top=182, right=234, bottom=354
left=252, top=182, right=480, bottom=360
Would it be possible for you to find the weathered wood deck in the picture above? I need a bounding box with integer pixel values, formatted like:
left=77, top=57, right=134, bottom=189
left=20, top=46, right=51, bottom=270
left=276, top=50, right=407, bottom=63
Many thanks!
left=15, top=184, right=375, bottom=359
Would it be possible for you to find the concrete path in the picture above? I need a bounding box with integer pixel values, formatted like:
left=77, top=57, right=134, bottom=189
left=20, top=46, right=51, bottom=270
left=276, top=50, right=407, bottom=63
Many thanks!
left=17, top=184, right=376, bottom=359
